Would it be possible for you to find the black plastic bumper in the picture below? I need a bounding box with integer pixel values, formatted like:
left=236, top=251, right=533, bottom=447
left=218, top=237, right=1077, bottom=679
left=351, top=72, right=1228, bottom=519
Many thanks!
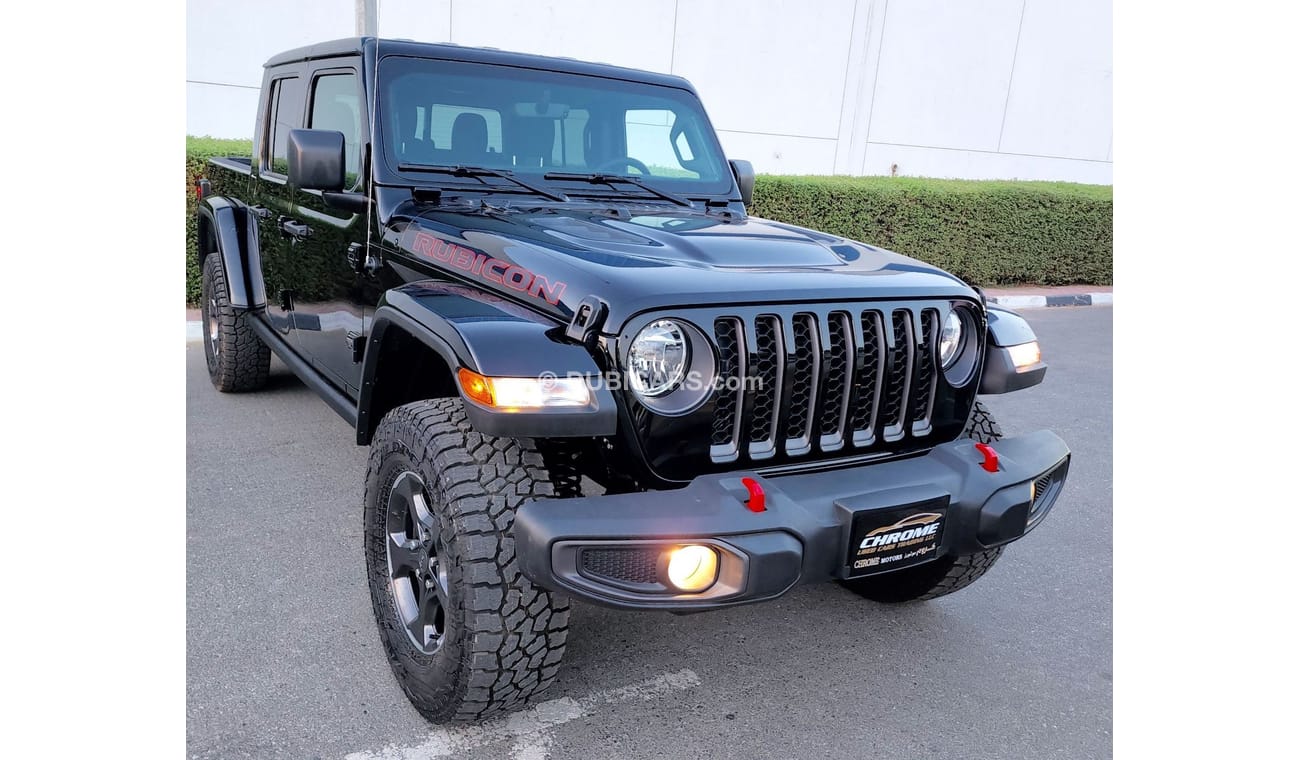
left=513, top=430, right=1070, bottom=611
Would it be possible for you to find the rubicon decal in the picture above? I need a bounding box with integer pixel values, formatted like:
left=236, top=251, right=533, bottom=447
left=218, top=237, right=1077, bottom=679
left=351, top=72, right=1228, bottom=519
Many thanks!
left=406, top=230, right=567, bottom=305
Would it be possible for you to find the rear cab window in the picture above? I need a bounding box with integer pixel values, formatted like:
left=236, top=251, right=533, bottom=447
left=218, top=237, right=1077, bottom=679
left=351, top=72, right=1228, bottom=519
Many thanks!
left=264, top=74, right=305, bottom=177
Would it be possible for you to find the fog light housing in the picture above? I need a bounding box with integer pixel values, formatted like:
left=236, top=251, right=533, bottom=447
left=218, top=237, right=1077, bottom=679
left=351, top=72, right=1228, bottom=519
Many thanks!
left=662, top=545, right=719, bottom=592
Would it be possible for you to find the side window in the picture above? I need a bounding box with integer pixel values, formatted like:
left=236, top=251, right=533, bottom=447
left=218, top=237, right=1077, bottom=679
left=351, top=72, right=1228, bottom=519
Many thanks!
left=624, top=109, right=699, bottom=178
left=309, top=72, right=362, bottom=187
left=267, top=76, right=304, bottom=176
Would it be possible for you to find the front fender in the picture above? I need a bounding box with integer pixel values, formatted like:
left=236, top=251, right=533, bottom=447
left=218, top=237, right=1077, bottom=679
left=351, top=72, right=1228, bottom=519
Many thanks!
left=196, top=197, right=265, bottom=310
left=357, top=281, right=618, bottom=443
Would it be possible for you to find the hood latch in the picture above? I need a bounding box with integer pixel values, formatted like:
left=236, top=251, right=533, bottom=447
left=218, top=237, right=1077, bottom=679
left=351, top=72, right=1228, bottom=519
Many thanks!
left=565, top=296, right=609, bottom=346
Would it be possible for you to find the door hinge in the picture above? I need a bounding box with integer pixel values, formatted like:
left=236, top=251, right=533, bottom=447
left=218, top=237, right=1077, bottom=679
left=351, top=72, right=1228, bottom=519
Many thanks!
left=347, top=242, right=381, bottom=276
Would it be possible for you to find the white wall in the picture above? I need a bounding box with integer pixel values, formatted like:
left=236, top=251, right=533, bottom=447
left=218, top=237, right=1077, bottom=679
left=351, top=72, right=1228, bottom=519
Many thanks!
left=187, top=0, right=1112, bottom=183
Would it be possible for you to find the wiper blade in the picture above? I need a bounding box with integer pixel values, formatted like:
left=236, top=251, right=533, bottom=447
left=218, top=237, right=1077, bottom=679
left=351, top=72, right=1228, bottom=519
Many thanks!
left=542, top=171, right=692, bottom=208
left=397, top=164, right=569, bottom=202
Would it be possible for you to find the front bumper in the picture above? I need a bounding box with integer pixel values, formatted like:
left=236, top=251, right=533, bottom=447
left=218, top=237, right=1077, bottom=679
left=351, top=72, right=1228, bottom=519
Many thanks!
left=514, top=430, right=1070, bottom=611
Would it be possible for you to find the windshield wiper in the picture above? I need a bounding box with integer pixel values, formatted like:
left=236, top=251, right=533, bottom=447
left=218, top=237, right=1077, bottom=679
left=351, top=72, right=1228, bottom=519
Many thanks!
left=397, top=164, right=569, bottom=202
left=542, top=171, right=693, bottom=208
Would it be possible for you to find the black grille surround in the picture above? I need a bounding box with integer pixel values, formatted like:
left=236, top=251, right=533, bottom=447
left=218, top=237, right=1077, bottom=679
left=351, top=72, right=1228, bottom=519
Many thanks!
left=616, top=300, right=985, bottom=483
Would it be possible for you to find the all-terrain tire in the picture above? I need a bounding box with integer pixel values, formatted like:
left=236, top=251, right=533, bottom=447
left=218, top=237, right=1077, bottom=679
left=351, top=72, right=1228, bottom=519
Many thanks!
left=363, top=398, right=570, bottom=723
left=200, top=253, right=270, bottom=392
left=838, top=400, right=1007, bottom=603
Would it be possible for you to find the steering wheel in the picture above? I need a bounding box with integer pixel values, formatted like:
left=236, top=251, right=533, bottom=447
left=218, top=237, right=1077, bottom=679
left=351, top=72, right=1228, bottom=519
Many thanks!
left=593, top=156, right=652, bottom=176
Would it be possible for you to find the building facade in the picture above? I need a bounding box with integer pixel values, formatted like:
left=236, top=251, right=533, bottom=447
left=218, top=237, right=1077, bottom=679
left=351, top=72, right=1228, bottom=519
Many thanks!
left=187, top=0, right=1112, bottom=183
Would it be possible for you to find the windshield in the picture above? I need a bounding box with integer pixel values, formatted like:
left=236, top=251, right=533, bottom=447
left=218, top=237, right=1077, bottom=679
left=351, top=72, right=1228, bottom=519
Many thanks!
left=377, top=56, right=734, bottom=198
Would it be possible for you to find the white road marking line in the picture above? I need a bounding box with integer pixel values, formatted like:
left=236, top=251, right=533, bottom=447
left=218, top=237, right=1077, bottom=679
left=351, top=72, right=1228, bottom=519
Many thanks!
left=345, top=669, right=701, bottom=760
left=186, top=321, right=203, bottom=342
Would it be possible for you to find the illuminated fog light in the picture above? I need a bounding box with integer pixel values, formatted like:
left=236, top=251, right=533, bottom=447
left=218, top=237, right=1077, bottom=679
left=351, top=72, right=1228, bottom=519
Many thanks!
left=663, top=545, right=719, bottom=592
left=1007, top=341, right=1041, bottom=371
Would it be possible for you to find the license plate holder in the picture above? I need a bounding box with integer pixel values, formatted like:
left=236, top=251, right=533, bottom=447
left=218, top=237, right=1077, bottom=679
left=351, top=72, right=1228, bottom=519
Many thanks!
left=843, top=496, right=949, bottom=577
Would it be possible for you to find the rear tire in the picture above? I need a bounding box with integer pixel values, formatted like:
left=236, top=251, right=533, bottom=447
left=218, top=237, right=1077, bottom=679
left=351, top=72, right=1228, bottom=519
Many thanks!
left=363, top=399, right=570, bottom=722
left=200, top=253, right=270, bottom=392
left=838, top=400, right=1006, bottom=603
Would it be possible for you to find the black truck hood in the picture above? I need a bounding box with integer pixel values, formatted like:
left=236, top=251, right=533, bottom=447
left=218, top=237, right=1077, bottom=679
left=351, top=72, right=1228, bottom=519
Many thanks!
left=382, top=201, right=977, bottom=329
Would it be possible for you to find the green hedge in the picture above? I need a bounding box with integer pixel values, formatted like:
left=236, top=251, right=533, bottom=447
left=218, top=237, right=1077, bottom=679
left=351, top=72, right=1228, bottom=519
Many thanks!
left=184, top=137, right=1110, bottom=302
left=186, top=137, right=254, bottom=304
left=750, top=176, right=1112, bottom=286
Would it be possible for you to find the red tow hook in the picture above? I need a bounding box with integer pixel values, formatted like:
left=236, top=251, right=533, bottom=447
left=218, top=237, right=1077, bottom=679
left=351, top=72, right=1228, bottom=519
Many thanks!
left=974, top=443, right=1000, bottom=473
left=740, top=477, right=766, bottom=512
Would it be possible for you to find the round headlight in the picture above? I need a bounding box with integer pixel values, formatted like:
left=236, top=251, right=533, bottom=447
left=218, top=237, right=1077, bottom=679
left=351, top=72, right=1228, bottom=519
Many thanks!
left=939, top=310, right=963, bottom=368
left=628, top=319, right=689, bottom=397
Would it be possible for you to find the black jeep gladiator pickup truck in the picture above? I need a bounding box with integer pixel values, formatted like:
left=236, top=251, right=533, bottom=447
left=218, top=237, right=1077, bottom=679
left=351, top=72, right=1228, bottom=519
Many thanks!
left=196, top=37, right=1070, bottom=723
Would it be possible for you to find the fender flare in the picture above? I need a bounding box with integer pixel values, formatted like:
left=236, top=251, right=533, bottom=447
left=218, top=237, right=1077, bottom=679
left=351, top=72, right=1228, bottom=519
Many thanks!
left=195, top=197, right=267, bottom=310
left=356, top=283, right=617, bottom=444
left=980, top=305, right=1047, bottom=394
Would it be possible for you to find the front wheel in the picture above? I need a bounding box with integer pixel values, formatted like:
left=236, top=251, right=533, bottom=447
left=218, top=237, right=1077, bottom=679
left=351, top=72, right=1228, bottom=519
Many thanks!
left=838, top=401, right=1007, bottom=603
left=363, top=399, right=570, bottom=722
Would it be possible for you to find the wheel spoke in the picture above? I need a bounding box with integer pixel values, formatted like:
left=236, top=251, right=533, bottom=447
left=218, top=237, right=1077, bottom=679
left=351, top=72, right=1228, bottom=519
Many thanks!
left=429, top=546, right=450, bottom=609
left=415, top=584, right=444, bottom=644
left=388, top=534, right=424, bottom=576
left=410, top=491, right=437, bottom=535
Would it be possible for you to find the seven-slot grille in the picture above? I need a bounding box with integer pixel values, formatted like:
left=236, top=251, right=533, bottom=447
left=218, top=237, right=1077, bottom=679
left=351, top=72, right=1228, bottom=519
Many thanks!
left=710, top=306, right=942, bottom=464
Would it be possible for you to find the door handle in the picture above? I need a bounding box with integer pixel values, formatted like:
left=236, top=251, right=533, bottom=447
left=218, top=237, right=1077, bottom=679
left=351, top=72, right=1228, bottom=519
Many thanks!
left=279, top=217, right=313, bottom=240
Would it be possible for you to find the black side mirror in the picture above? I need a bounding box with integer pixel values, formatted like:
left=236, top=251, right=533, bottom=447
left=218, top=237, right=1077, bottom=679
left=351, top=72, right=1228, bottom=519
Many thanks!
left=729, top=159, right=755, bottom=207
left=287, top=129, right=345, bottom=191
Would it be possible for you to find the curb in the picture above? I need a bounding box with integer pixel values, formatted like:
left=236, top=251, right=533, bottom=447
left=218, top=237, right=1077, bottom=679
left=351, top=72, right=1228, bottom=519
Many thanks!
left=985, top=292, right=1112, bottom=309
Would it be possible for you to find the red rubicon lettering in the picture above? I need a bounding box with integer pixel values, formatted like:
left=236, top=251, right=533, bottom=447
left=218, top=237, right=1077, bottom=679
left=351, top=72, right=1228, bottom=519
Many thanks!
left=484, top=259, right=509, bottom=284
left=407, top=231, right=569, bottom=306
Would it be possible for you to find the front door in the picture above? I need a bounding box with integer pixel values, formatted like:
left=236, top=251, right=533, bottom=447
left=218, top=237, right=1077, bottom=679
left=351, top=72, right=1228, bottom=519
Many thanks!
left=284, top=64, right=370, bottom=396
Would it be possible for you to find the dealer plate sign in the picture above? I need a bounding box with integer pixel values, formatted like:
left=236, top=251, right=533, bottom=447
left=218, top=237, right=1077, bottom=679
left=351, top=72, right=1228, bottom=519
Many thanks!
left=845, top=498, right=948, bottom=577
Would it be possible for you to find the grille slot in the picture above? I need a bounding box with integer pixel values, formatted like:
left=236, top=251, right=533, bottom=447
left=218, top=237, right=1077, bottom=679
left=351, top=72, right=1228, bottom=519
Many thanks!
left=849, top=311, right=885, bottom=446
left=711, top=318, right=745, bottom=462
left=909, top=309, right=939, bottom=435
left=580, top=547, right=660, bottom=585
left=880, top=310, right=914, bottom=442
left=817, top=312, right=853, bottom=451
left=783, top=314, right=820, bottom=456
left=746, top=316, right=783, bottom=459
left=706, top=304, right=952, bottom=464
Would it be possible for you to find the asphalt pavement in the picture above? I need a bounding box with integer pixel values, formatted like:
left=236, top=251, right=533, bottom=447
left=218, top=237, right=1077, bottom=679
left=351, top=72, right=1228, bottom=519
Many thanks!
left=187, top=306, right=1112, bottom=760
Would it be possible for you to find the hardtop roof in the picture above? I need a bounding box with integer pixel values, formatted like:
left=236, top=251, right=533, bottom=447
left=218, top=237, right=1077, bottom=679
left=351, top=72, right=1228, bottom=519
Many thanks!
left=264, top=37, right=695, bottom=91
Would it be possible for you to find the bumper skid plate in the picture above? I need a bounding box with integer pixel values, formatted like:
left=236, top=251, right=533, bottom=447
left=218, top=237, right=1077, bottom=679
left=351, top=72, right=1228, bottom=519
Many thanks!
left=514, top=430, right=1070, bottom=611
